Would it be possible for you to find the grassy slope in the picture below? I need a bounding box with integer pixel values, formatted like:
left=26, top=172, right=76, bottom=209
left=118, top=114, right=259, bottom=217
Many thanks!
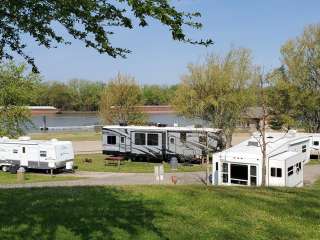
left=30, top=131, right=101, bottom=141
left=0, top=182, right=319, bottom=240
left=0, top=172, right=79, bottom=184
left=76, top=154, right=205, bottom=173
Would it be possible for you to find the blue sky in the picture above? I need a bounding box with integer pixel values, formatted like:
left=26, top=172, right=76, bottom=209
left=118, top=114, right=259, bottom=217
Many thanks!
left=23, top=0, right=320, bottom=85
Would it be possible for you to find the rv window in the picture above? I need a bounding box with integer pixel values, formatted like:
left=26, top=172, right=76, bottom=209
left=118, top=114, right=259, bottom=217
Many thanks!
left=13, top=149, right=18, bottom=154
left=250, top=165, right=257, bottom=185
left=40, top=151, right=47, bottom=157
left=107, top=136, right=117, bottom=145
left=288, top=166, right=294, bottom=176
left=135, top=133, right=146, bottom=145
left=296, top=162, right=302, bottom=171
left=248, top=141, right=259, bottom=147
left=199, top=135, right=207, bottom=144
left=313, top=141, right=319, bottom=146
left=302, top=145, right=307, bottom=153
left=120, top=136, right=125, bottom=144
left=216, top=162, right=218, bottom=171
left=180, top=132, right=187, bottom=143
left=147, top=134, right=159, bottom=146
left=222, top=163, right=228, bottom=183
left=271, top=167, right=282, bottom=177
left=222, top=163, right=228, bottom=173
left=170, top=137, right=175, bottom=144
left=22, top=147, right=26, bottom=153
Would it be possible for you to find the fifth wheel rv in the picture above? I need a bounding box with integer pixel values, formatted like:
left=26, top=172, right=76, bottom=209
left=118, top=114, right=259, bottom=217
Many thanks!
left=0, top=136, right=74, bottom=172
left=102, top=125, right=224, bottom=162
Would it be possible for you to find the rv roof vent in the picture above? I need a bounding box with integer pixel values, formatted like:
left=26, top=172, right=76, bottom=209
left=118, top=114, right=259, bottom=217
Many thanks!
left=119, top=122, right=128, bottom=126
left=18, top=136, right=31, bottom=141
left=248, top=141, right=259, bottom=147
left=267, top=136, right=274, bottom=139
left=157, top=123, right=167, bottom=127
left=287, top=130, right=297, bottom=138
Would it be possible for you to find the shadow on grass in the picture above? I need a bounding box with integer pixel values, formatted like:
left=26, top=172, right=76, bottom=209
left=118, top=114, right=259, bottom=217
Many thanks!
left=0, top=187, right=170, bottom=240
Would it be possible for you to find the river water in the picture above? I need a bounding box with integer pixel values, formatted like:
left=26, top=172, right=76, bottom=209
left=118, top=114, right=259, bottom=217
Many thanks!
left=30, top=113, right=205, bottom=132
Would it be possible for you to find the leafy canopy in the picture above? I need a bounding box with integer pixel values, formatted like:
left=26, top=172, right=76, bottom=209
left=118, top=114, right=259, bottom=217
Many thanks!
left=0, top=62, right=40, bottom=137
left=0, top=0, right=212, bottom=72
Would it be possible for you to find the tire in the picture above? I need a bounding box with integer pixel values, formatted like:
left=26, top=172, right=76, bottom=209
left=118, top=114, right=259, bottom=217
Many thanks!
left=2, top=165, right=9, bottom=172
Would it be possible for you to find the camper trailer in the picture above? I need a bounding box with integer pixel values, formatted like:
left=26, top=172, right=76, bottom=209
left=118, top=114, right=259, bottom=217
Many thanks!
left=102, top=125, right=224, bottom=162
left=0, top=136, right=74, bottom=172
left=212, top=130, right=311, bottom=187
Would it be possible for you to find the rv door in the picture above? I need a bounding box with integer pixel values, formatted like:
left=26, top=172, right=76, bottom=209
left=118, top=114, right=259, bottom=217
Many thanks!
left=20, top=146, right=28, bottom=166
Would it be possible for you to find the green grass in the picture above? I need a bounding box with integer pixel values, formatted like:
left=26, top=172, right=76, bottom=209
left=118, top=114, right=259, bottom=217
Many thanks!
left=30, top=131, right=101, bottom=141
left=307, top=159, right=320, bottom=165
left=0, top=181, right=319, bottom=240
left=0, top=172, right=80, bottom=184
left=76, top=154, right=206, bottom=173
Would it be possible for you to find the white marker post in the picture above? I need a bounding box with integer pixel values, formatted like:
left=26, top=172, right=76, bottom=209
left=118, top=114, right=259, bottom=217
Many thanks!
left=154, top=164, right=164, bottom=184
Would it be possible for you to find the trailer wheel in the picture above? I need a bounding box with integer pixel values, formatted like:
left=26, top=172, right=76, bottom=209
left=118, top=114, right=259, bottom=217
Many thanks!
left=2, top=165, right=9, bottom=172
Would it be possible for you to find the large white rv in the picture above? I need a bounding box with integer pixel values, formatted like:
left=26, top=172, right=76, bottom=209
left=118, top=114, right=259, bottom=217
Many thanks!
left=0, top=136, right=74, bottom=172
left=102, top=125, right=224, bottom=162
left=212, top=130, right=311, bottom=187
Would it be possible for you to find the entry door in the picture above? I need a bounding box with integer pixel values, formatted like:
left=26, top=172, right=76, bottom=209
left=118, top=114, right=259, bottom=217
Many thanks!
left=20, top=146, right=28, bottom=166
left=120, top=136, right=126, bottom=152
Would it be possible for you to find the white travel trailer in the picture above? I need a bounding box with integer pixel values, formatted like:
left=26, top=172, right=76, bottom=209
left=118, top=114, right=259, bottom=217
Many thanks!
left=212, top=130, right=311, bottom=187
left=102, top=125, right=224, bottom=162
left=299, top=133, right=320, bottom=159
left=0, top=136, right=74, bottom=172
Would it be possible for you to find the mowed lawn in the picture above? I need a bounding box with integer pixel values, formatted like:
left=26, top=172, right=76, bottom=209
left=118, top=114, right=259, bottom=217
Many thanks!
left=0, top=182, right=319, bottom=240
left=0, top=172, right=80, bottom=184
left=30, top=131, right=101, bottom=141
left=75, top=154, right=206, bottom=173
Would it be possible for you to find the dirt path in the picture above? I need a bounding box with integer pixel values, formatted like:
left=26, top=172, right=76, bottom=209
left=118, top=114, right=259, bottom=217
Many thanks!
left=304, top=164, right=320, bottom=185
left=0, top=171, right=206, bottom=189
left=73, top=141, right=102, bottom=154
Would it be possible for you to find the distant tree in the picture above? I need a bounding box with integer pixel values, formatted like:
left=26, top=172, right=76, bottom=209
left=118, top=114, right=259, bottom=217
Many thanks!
left=173, top=48, right=256, bottom=147
left=45, top=82, right=73, bottom=110
left=280, top=24, right=320, bottom=132
left=100, top=73, right=147, bottom=124
left=68, top=79, right=103, bottom=111
left=0, top=0, right=212, bottom=72
left=142, top=84, right=177, bottom=105
left=0, top=62, right=40, bottom=137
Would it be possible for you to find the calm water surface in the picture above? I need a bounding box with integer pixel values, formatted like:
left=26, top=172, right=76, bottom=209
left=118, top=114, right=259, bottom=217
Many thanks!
left=30, top=113, right=206, bottom=132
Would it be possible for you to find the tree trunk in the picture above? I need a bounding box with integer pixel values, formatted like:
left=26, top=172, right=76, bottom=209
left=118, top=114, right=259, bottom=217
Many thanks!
left=261, top=106, right=267, bottom=187
left=225, top=132, right=233, bottom=149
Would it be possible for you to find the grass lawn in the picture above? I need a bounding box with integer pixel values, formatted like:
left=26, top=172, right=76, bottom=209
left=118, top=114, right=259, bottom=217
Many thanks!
left=75, top=154, right=206, bottom=173
left=29, top=131, right=101, bottom=141
left=308, top=159, right=320, bottom=165
left=0, top=182, right=319, bottom=240
left=0, top=172, right=80, bottom=184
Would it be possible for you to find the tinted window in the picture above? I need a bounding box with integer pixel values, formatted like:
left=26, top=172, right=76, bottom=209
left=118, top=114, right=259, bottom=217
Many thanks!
left=180, top=132, right=187, bottom=143
left=271, top=168, right=276, bottom=177
left=302, top=145, right=307, bottom=153
left=288, top=166, right=294, bottom=176
left=120, top=136, right=125, bottom=144
left=22, top=147, right=26, bottom=153
left=40, top=151, right=47, bottom=157
left=277, top=168, right=282, bottom=177
left=313, top=141, right=319, bottom=146
left=107, top=135, right=116, bottom=145
left=170, top=137, right=175, bottom=144
left=135, top=133, right=146, bottom=145
left=147, top=133, right=159, bottom=146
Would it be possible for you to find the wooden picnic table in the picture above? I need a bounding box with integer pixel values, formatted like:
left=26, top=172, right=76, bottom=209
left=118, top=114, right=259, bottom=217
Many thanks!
left=104, top=156, right=125, bottom=169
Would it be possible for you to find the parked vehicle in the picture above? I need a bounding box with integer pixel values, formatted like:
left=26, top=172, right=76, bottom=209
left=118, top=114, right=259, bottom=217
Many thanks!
left=0, top=136, right=74, bottom=172
left=102, top=125, right=224, bottom=162
left=212, top=130, right=311, bottom=187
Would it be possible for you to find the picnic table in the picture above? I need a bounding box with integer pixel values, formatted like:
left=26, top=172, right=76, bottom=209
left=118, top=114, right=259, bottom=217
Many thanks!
left=104, top=156, right=125, bottom=169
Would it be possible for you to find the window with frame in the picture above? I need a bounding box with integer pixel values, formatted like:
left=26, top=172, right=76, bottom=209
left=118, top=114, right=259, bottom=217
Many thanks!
left=313, top=141, right=319, bottom=146
left=296, top=162, right=302, bottom=171
left=107, top=135, right=116, bottom=145
left=40, top=151, right=47, bottom=157
left=120, top=136, right=125, bottom=144
left=302, top=145, right=307, bottom=153
left=288, top=166, right=294, bottom=176
left=22, top=147, right=26, bottom=153
left=170, top=137, right=175, bottom=144
left=222, top=163, right=228, bottom=183
left=250, top=165, right=257, bottom=185
left=271, top=167, right=282, bottom=177
left=147, top=133, right=159, bottom=146
left=180, top=132, right=187, bottom=143
left=135, top=133, right=146, bottom=145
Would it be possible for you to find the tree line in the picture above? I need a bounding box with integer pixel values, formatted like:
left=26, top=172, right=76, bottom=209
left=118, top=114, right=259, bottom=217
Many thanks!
left=28, top=79, right=178, bottom=111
